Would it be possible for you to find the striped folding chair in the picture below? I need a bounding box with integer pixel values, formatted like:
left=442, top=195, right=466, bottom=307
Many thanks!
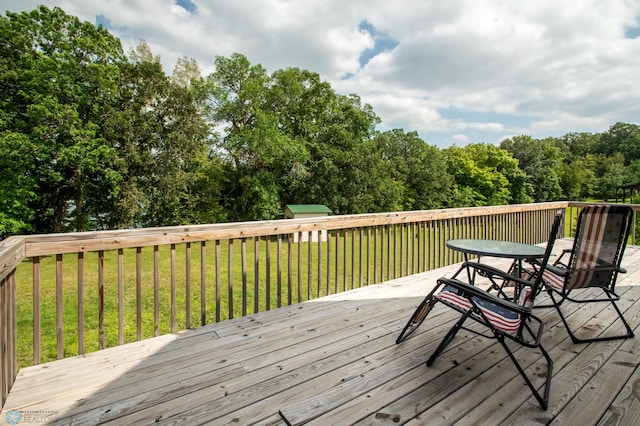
left=536, top=204, right=634, bottom=343
left=396, top=210, right=564, bottom=410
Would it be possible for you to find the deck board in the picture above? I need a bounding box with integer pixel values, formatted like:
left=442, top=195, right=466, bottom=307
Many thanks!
left=2, top=238, right=640, bottom=425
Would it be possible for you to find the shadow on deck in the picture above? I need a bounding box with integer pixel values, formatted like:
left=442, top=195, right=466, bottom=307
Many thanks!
left=2, top=239, right=640, bottom=425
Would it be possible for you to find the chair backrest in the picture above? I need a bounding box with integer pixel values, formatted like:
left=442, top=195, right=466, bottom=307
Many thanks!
left=524, top=209, right=564, bottom=304
left=565, top=205, right=633, bottom=291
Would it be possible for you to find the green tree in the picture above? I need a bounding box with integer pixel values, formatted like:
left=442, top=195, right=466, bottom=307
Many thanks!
left=557, top=159, right=596, bottom=200
left=377, top=129, right=452, bottom=210
left=558, top=132, right=601, bottom=163
left=500, top=136, right=562, bottom=202
left=585, top=153, right=627, bottom=201
left=208, top=56, right=384, bottom=218
left=598, top=122, right=640, bottom=165
left=267, top=67, right=333, bottom=205
left=464, top=143, right=533, bottom=204
left=444, top=145, right=511, bottom=207
left=625, top=159, right=640, bottom=186
left=103, top=41, right=211, bottom=228
left=0, top=6, right=125, bottom=232
left=0, top=133, right=36, bottom=236
left=300, top=94, right=381, bottom=214
left=208, top=54, right=310, bottom=220
left=268, top=68, right=386, bottom=215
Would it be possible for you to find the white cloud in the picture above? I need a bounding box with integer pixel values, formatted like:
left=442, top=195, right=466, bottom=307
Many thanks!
left=451, top=134, right=471, bottom=144
left=1, top=0, right=639, bottom=147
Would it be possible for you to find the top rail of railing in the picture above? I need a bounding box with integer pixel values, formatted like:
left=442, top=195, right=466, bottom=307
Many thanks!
left=3, top=202, right=567, bottom=271
left=4, top=201, right=640, bottom=282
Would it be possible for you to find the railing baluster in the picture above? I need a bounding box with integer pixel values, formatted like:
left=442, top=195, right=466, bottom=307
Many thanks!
left=399, top=224, right=404, bottom=277
left=334, top=230, right=340, bottom=293
left=372, top=226, right=377, bottom=284
left=277, top=235, right=282, bottom=307
left=287, top=234, right=292, bottom=305
left=118, top=249, right=124, bottom=345
left=242, top=238, right=247, bottom=316
left=185, top=242, right=191, bottom=330
left=393, top=225, right=398, bottom=279
left=254, top=237, right=259, bottom=313
left=412, top=223, right=416, bottom=275
left=366, top=227, right=371, bottom=285
left=358, top=228, right=363, bottom=287
left=78, top=252, right=84, bottom=354
left=409, top=222, right=413, bottom=274
left=418, top=222, right=423, bottom=272
left=344, top=229, right=348, bottom=291
left=326, top=231, right=331, bottom=296
left=298, top=232, right=302, bottom=303
left=215, top=240, right=221, bottom=321
left=200, top=241, right=206, bottom=326
left=154, top=246, right=160, bottom=336
left=443, top=219, right=449, bottom=266
left=317, top=234, right=322, bottom=298
left=136, top=247, right=142, bottom=340
left=265, top=237, right=271, bottom=310
left=32, top=257, right=40, bottom=365
left=228, top=239, right=234, bottom=319
left=428, top=220, right=433, bottom=270
left=385, top=225, right=390, bottom=281
left=432, top=221, right=438, bottom=268
left=439, top=219, right=446, bottom=267
left=307, top=232, right=312, bottom=300
left=171, top=243, right=176, bottom=333
left=56, top=254, right=63, bottom=359
left=409, top=223, right=414, bottom=275
left=98, top=250, right=104, bottom=350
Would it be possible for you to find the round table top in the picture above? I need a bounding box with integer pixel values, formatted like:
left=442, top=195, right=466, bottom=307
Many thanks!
left=446, top=238, right=545, bottom=259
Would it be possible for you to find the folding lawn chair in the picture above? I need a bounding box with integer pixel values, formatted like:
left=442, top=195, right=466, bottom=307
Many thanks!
left=535, top=204, right=634, bottom=343
left=395, top=210, right=564, bottom=409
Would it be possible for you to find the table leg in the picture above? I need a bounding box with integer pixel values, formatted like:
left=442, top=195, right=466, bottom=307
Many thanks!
left=451, top=253, right=479, bottom=285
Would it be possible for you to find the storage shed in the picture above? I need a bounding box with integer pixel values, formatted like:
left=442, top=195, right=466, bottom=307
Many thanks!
left=284, top=204, right=332, bottom=242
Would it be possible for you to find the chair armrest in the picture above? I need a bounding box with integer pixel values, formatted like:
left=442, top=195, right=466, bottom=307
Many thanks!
left=530, top=259, right=568, bottom=277
left=569, top=265, right=625, bottom=274
left=542, top=262, right=569, bottom=277
left=553, top=248, right=573, bottom=267
left=437, top=276, right=530, bottom=315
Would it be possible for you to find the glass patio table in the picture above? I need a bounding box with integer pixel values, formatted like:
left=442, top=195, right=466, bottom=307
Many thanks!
left=446, top=238, right=546, bottom=296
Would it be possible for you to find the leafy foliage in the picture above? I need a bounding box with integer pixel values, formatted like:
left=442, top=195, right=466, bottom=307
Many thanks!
left=500, top=136, right=562, bottom=202
left=1, top=6, right=125, bottom=232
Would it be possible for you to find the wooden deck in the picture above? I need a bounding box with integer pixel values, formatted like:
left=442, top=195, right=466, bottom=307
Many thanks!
left=2, top=238, right=640, bottom=425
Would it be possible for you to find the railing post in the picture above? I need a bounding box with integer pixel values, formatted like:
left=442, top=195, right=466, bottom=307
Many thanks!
left=1, top=271, right=18, bottom=408
left=632, top=209, right=637, bottom=245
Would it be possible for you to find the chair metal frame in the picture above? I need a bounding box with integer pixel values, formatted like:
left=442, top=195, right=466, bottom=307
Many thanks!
left=396, top=210, right=564, bottom=410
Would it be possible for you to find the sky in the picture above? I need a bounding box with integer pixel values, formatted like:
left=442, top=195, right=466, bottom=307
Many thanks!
left=2, top=0, right=640, bottom=148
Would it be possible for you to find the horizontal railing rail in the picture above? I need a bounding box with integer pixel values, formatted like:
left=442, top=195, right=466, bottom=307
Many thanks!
left=0, top=201, right=638, bottom=407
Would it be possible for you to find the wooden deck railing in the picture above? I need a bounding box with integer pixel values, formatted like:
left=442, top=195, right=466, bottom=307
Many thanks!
left=0, top=201, right=638, bottom=406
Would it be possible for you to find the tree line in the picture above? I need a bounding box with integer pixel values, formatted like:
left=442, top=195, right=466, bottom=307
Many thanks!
left=2, top=6, right=640, bottom=237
